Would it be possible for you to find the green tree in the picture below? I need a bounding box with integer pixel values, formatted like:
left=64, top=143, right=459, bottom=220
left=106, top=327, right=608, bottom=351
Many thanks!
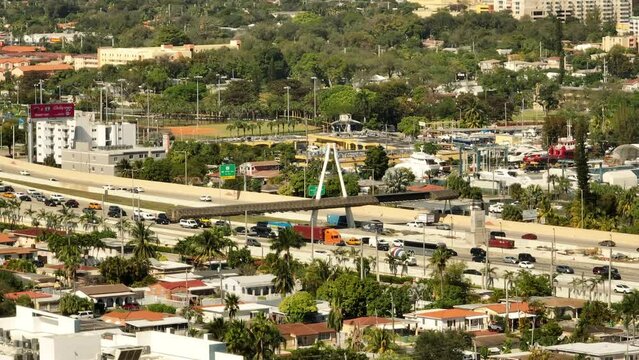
left=328, top=296, right=344, bottom=347
left=224, top=293, right=240, bottom=321
left=154, top=25, right=190, bottom=46
left=227, top=247, right=253, bottom=269
left=5, top=259, right=36, bottom=273
left=413, top=330, right=472, bottom=360
left=99, top=257, right=151, bottom=286
left=429, top=247, right=452, bottom=301
left=364, top=327, right=397, bottom=354
left=537, top=319, right=563, bottom=346
left=280, top=291, right=318, bottom=323
left=363, top=146, right=389, bottom=180
left=128, top=221, right=158, bottom=261
left=383, top=167, right=415, bottom=193
left=43, top=154, right=57, bottom=167
left=58, top=294, right=93, bottom=316
left=14, top=295, right=34, bottom=308
left=501, top=205, right=523, bottom=221
left=146, top=304, right=177, bottom=314
left=398, top=116, right=424, bottom=137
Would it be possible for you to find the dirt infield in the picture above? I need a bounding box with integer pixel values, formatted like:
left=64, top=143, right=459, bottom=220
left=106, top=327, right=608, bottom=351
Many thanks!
left=166, top=125, right=224, bottom=137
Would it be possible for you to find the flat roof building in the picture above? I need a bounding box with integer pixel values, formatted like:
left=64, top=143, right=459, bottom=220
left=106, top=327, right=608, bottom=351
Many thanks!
left=97, top=41, right=241, bottom=67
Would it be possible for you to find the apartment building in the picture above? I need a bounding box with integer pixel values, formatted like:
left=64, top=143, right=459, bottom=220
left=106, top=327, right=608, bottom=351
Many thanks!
left=602, top=35, right=636, bottom=51
left=35, top=115, right=136, bottom=164
left=97, top=40, right=241, bottom=67
left=509, top=0, right=632, bottom=23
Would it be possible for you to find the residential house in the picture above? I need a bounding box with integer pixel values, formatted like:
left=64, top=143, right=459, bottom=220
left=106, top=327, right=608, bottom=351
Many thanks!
left=622, top=78, right=639, bottom=92
left=342, top=316, right=418, bottom=336
left=411, top=309, right=488, bottom=331
left=10, top=63, right=73, bottom=79
left=0, top=245, right=37, bottom=262
left=478, top=59, right=502, bottom=73
left=147, top=279, right=216, bottom=303
left=0, top=57, right=30, bottom=75
left=238, top=160, right=280, bottom=180
left=101, top=310, right=189, bottom=335
left=12, top=228, right=65, bottom=248
left=545, top=57, right=562, bottom=69
left=199, top=302, right=275, bottom=322
left=545, top=342, right=639, bottom=360
left=221, top=274, right=278, bottom=301
left=0, top=233, right=18, bottom=246
left=4, top=291, right=60, bottom=312
left=75, top=284, right=137, bottom=309
left=277, top=322, right=336, bottom=350
left=474, top=302, right=534, bottom=330
left=148, top=259, right=193, bottom=277
left=12, top=272, right=56, bottom=288
left=531, top=297, right=585, bottom=320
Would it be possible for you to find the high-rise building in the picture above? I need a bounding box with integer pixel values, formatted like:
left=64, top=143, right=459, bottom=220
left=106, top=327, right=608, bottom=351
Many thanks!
left=35, top=112, right=137, bottom=164
left=507, top=0, right=631, bottom=23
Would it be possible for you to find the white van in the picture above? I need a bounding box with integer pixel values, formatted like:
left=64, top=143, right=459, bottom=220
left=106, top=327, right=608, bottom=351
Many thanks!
left=179, top=219, right=198, bottom=229
left=71, top=310, right=93, bottom=319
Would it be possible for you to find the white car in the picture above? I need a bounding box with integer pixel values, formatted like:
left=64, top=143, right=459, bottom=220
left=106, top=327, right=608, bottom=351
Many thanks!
left=71, top=310, right=93, bottom=319
left=200, top=195, right=213, bottom=202
left=133, top=210, right=155, bottom=221
left=179, top=219, right=199, bottom=229
left=519, top=261, right=535, bottom=269
left=489, top=203, right=504, bottom=213
left=614, top=284, right=633, bottom=294
left=13, top=192, right=26, bottom=197
left=504, top=256, right=519, bottom=264
left=406, top=221, right=425, bottom=228
left=19, top=170, right=30, bottom=176
left=133, top=186, right=144, bottom=193
left=26, top=189, right=38, bottom=195
left=50, top=194, right=65, bottom=202
left=391, top=239, right=404, bottom=248
left=103, top=185, right=116, bottom=190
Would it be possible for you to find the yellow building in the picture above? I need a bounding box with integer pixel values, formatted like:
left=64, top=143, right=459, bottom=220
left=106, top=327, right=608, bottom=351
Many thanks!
left=97, top=40, right=241, bottom=67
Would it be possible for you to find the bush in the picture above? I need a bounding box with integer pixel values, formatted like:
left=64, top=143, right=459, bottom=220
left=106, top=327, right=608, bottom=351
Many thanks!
left=146, top=303, right=176, bottom=314
left=378, top=274, right=413, bottom=285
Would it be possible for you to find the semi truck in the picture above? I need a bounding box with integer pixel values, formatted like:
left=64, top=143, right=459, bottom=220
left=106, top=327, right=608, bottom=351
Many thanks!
left=292, top=225, right=344, bottom=245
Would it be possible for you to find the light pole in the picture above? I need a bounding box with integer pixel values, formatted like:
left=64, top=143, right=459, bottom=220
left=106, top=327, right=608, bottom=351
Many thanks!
left=194, top=75, right=203, bottom=136
left=607, top=234, right=613, bottom=308
left=38, top=79, right=43, bottom=104
left=146, top=89, right=153, bottom=142
left=311, top=76, right=317, bottom=119
left=117, top=78, right=126, bottom=122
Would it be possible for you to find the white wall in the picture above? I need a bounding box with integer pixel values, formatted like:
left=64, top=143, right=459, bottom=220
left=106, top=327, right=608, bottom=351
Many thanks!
left=10, top=306, right=79, bottom=335
left=136, top=331, right=227, bottom=360
left=39, top=333, right=101, bottom=360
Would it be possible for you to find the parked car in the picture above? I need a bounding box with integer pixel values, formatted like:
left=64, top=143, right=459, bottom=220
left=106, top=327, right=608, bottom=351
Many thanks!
left=88, top=202, right=102, bottom=210
left=489, top=203, right=504, bottom=213
left=48, top=178, right=57, bottom=182
left=107, top=206, right=126, bottom=218
left=18, top=195, right=30, bottom=202
left=132, top=187, right=144, bottom=193
left=472, top=255, right=486, bottom=263
left=155, top=213, right=170, bottom=225
left=26, top=189, right=38, bottom=195
left=436, top=223, right=451, bottom=230
left=488, top=323, right=504, bottom=332
left=246, top=238, right=261, bottom=247
left=470, top=248, right=486, bottom=257
left=44, top=199, right=58, bottom=207
left=614, top=284, right=633, bottom=294
left=521, top=233, right=538, bottom=240
left=19, top=170, right=30, bottom=176
left=200, top=195, right=213, bottom=202
left=556, top=265, right=574, bottom=274
left=34, top=194, right=46, bottom=202
left=65, top=199, right=79, bottom=208
left=503, top=256, right=519, bottom=264
left=463, top=269, right=482, bottom=276
left=519, top=261, right=535, bottom=269
left=179, top=219, right=199, bottom=229
left=71, top=311, right=93, bottom=319
left=122, top=303, right=140, bottom=311
left=599, top=240, right=616, bottom=247
left=234, top=226, right=247, bottom=234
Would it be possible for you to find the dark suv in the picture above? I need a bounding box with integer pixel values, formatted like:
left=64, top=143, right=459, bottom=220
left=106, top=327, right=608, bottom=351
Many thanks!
left=518, top=253, right=536, bottom=263
left=155, top=213, right=170, bottom=225
left=107, top=206, right=126, bottom=218
left=470, top=247, right=486, bottom=257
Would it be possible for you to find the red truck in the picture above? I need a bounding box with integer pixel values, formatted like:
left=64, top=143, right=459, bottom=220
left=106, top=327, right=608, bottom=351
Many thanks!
left=488, top=238, right=515, bottom=249
left=292, top=225, right=344, bottom=245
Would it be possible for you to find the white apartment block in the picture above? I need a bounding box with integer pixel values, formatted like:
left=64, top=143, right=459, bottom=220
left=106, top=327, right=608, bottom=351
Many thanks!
left=630, top=16, right=639, bottom=35
left=510, top=0, right=632, bottom=23
left=35, top=113, right=136, bottom=164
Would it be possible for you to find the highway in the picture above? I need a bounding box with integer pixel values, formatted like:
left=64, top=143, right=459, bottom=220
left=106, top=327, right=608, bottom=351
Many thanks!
left=0, top=163, right=638, bottom=302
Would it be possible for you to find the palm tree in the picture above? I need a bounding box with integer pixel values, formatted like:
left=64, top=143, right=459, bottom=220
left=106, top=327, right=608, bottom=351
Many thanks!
left=364, top=327, right=396, bottom=354
left=224, top=293, right=240, bottom=320
left=270, top=228, right=304, bottom=264
left=192, top=229, right=230, bottom=268
left=429, top=247, right=452, bottom=300
left=385, top=254, right=398, bottom=276
left=503, top=270, right=515, bottom=332
left=272, top=258, right=295, bottom=297
left=569, top=277, right=584, bottom=298
left=49, top=236, right=81, bottom=287
left=587, top=278, right=601, bottom=300
left=482, top=264, right=497, bottom=289
left=204, top=318, right=227, bottom=341
left=23, top=207, right=39, bottom=227
left=620, top=290, right=639, bottom=339
left=328, top=297, right=344, bottom=347
left=128, top=221, right=158, bottom=261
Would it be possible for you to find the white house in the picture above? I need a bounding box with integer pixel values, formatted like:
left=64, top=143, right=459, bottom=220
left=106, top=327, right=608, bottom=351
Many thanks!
left=75, top=284, right=137, bottom=309
left=411, top=308, right=488, bottom=331
left=221, top=274, right=278, bottom=301
left=200, top=302, right=275, bottom=322
left=545, top=342, right=639, bottom=360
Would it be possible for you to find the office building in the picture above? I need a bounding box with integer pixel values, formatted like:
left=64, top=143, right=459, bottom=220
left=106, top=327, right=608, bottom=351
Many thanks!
left=508, top=0, right=632, bottom=23
left=97, top=40, right=241, bottom=67
left=35, top=112, right=137, bottom=164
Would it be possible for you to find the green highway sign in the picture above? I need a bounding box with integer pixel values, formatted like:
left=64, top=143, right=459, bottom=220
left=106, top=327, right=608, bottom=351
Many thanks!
left=308, top=185, right=325, bottom=197
left=220, top=164, right=236, bottom=179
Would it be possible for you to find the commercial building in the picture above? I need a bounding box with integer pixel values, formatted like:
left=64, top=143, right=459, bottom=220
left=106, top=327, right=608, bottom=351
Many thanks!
left=508, top=0, right=632, bottom=23
left=97, top=40, right=241, bottom=67
left=35, top=112, right=137, bottom=164
left=602, top=35, right=636, bottom=51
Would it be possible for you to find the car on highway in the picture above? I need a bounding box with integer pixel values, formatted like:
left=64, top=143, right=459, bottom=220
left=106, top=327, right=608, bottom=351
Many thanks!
left=18, top=194, right=31, bottom=201
left=556, top=265, right=574, bottom=274
left=50, top=194, right=65, bottom=203
left=26, top=189, right=38, bottom=195
left=362, top=220, right=384, bottom=232
left=214, top=220, right=230, bottom=228
left=521, top=233, right=538, bottom=240
left=199, top=195, right=212, bottom=202
left=503, top=256, right=519, bottom=264
left=463, top=269, right=482, bottom=276
left=132, top=187, right=144, bottom=193
left=376, top=240, right=390, bottom=251
left=518, top=261, right=535, bottom=269
left=518, top=253, right=536, bottom=263
left=103, top=185, right=116, bottom=191
left=470, top=248, right=486, bottom=257
left=44, top=199, right=58, bottom=207
left=234, top=226, right=247, bottom=234
left=48, top=178, right=57, bottom=182
left=346, top=238, right=361, bottom=246
left=88, top=202, right=102, bottom=210
left=614, top=284, right=633, bottom=294
left=1, top=192, right=15, bottom=199
left=134, top=211, right=156, bottom=221
left=594, top=266, right=622, bottom=279
left=246, top=238, right=261, bottom=247
left=489, top=203, right=504, bottom=213
left=472, top=255, right=486, bottom=263
left=445, top=248, right=458, bottom=256
left=65, top=199, right=79, bottom=208
left=406, top=221, right=425, bottom=228
left=155, top=213, right=170, bottom=225
left=196, top=218, right=212, bottom=228
left=598, top=240, right=616, bottom=247
left=436, top=223, right=451, bottom=230
left=14, top=192, right=25, bottom=197
left=107, top=206, right=126, bottom=218
left=179, top=219, right=199, bottom=229
left=391, top=239, right=404, bottom=248
left=33, top=194, right=46, bottom=202
left=19, top=170, right=30, bottom=176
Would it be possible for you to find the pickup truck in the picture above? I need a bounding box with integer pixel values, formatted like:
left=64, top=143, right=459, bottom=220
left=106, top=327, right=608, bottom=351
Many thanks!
left=593, top=266, right=621, bottom=279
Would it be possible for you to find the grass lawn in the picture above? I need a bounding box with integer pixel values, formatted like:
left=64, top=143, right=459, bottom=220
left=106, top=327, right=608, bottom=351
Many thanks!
left=165, top=122, right=318, bottom=139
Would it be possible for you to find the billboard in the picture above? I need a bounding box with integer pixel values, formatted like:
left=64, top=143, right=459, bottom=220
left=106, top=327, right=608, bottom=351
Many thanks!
left=29, top=103, right=74, bottom=119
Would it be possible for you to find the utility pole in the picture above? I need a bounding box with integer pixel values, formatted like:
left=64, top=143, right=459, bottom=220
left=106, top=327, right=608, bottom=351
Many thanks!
left=194, top=75, right=202, bottom=137
left=550, top=228, right=556, bottom=296
left=118, top=79, right=126, bottom=121
left=608, top=235, right=613, bottom=308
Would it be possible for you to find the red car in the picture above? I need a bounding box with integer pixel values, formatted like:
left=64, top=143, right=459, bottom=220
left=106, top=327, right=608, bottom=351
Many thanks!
left=521, top=233, right=538, bottom=240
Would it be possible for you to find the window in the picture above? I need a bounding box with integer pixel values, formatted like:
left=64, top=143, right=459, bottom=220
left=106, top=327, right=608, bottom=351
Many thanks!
left=446, top=320, right=456, bottom=328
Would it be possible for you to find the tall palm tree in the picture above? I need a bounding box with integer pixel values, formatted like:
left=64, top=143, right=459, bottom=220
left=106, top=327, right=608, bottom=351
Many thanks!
left=385, top=254, right=398, bottom=276
left=192, top=229, right=230, bottom=268
left=128, top=221, right=158, bottom=261
left=272, top=258, right=295, bottom=297
left=49, top=235, right=81, bottom=287
left=23, top=207, right=39, bottom=227
left=224, top=293, right=240, bottom=320
left=270, top=228, right=304, bottom=265
left=429, top=247, right=452, bottom=300
left=364, top=327, right=396, bottom=354
left=482, top=264, right=497, bottom=289
left=328, top=296, right=344, bottom=347
left=503, top=270, right=515, bottom=333
left=587, top=278, right=601, bottom=300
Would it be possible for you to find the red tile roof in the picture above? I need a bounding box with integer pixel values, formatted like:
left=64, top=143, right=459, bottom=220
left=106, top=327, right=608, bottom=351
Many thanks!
left=406, top=184, right=446, bottom=192
left=0, top=57, right=30, bottom=64
left=416, top=309, right=484, bottom=319
left=12, top=228, right=65, bottom=238
left=102, top=310, right=173, bottom=324
left=157, top=280, right=206, bottom=291
left=1, top=45, right=45, bottom=53
left=277, top=322, right=335, bottom=337
left=343, top=316, right=393, bottom=327
left=4, top=291, right=52, bottom=300
left=16, top=64, right=73, bottom=73
left=484, top=302, right=530, bottom=314
left=0, top=233, right=17, bottom=243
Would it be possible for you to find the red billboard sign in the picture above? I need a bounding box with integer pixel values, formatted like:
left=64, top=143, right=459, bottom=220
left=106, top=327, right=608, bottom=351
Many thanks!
left=29, top=103, right=74, bottom=119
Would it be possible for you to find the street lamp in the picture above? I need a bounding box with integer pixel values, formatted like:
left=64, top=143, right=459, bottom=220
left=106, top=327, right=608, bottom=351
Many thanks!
left=194, top=75, right=203, bottom=135
left=38, top=79, right=44, bottom=104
